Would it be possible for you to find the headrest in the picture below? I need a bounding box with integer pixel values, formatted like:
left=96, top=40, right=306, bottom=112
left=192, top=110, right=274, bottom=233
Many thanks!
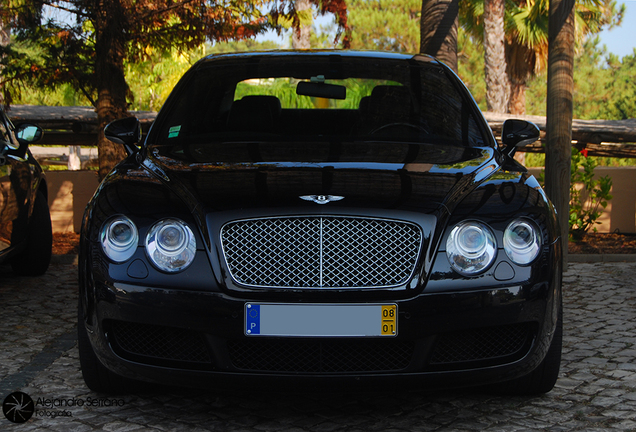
left=370, top=86, right=412, bottom=107
left=227, top=95, right=282, bottom=132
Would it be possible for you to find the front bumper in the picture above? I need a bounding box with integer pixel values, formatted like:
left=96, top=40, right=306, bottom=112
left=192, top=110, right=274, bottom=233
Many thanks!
left=83, top=269, right=559, bottom=390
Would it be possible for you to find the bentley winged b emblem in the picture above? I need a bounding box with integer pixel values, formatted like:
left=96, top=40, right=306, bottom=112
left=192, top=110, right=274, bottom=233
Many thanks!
left=300, top=195, right=345, bottom=205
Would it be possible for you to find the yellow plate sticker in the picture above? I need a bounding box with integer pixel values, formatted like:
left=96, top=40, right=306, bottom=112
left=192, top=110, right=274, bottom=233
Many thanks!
left=381, top=305, right=397, bottom=335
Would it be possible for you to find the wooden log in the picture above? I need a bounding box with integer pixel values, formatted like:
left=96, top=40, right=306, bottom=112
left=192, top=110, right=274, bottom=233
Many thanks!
left=7, top=105, right=155, bottom=131
left=484, top=112, right=636, bottom=144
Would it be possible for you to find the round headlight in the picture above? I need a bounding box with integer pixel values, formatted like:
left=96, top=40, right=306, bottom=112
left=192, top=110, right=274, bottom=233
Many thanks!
left=446, top=221, right=497, bottom=276
left=504, top=219, right=541, bottom=265
left=101, top=216, right=138, bottom=262
left=145, top=218, right=196, bottom=272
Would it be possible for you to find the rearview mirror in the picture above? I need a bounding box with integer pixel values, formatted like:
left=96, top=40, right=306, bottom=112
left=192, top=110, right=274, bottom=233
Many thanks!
left=297, top=81, right=346, bottom=100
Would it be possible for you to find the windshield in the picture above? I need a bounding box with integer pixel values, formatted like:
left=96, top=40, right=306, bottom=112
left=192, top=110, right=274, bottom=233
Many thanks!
left=148, top=54, right=487, bottom=162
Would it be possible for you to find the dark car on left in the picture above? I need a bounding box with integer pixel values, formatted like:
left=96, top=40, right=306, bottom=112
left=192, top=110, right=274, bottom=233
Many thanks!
left=0, top=107, right=51, bottom=275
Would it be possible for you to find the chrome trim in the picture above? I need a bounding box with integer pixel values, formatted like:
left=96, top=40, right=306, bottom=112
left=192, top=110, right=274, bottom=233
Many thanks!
left=299, top=195, right=345, bottom=204
left=220, top=215, right=423, bottom=290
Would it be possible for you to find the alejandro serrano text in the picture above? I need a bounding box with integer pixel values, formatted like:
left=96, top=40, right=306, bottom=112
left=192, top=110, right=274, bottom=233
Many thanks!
left=36, top=397, right=126, bottom=408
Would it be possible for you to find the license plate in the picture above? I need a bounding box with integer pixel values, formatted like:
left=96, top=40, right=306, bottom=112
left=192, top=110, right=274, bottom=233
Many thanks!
left=245, top=303, right=397, bottom=337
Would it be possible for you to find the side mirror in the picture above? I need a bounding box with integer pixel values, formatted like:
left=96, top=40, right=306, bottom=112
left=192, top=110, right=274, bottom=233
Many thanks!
left=104, top=117, right=141, bottom=156
left=2, top=124, right=43, bottom=162
left=501, top=120, right=540, bottom=156
left=15, top=124, right=43, bottom=146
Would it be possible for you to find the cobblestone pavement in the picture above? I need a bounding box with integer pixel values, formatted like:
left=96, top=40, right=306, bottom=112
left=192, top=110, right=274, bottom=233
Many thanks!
left=2, top=260, right=636, bottom=431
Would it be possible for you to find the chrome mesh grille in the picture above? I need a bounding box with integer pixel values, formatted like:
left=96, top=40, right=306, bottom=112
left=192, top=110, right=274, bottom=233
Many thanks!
left=430, top=323, right=534, bottom=366
left=221, top=216, right=422, bottom=289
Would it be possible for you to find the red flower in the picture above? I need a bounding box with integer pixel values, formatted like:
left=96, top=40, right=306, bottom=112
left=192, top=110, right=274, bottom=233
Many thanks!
left=580, top=149, right=589, bottom=158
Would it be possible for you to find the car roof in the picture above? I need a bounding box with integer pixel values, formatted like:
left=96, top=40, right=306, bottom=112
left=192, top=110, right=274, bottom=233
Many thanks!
left=197, top=49, right=441, bottom=67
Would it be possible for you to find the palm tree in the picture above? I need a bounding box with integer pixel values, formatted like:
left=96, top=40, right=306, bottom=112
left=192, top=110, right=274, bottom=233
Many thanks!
left=504, top=0, right=549, bottom=114
left=545, top=0, right=575, bottom=263
left=420, top=0, right=460, bottom=72
left=462, top=0, right=624, bottom=114
left=269, top=0, right=350, bottom=49
left=483, top=0, right=509, bottom=112
left=292, top=0, right=312, bottom=49
left=0, top=16, right=9, bottom=107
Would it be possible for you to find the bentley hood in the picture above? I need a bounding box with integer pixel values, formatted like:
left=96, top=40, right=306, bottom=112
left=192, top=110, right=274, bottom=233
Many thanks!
left=147, top=140, right=500, bottom=216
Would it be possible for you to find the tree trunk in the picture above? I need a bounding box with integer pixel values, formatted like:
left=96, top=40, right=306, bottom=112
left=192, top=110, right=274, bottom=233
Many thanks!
left=0, top=22, right=9, bottom=108
left=509, top=79, right=528, bottom=164
left=292, top=0, right=312, bottom=49
left=505, top=40, right=535, bottom=116
left=420, top=0, right=459, bottom=73
left=545, top=0, right=575, bottom=266
left=94, top=0, right=129, bottom=180
left=508, top=81, right=526, bottom=115
left=483, top=0, right=509, bottom=113
left=0, top=26, right=8, bottom=46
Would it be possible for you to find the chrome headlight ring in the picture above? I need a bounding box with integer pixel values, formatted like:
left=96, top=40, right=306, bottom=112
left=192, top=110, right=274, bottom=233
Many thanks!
left=145, top=218, right=196, bottom=273
left=100, top=216, right=139, bottom=263
left=446, top=221, right=497, bottom=276
left=504, top=218, right=542, bottom=265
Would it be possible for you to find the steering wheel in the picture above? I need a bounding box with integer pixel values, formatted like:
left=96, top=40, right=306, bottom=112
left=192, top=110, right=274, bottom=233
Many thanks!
left=370, top=122, right=429, bottom=136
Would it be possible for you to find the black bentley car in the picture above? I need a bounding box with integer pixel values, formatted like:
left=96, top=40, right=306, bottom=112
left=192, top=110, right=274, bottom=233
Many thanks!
left=0, top=108, right=51, bottom=276
left=78, top=51, right=562, bottom=394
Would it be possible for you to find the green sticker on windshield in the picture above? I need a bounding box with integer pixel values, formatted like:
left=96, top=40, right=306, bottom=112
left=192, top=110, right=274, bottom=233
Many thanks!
left=168, top=125, right=181, bottom=138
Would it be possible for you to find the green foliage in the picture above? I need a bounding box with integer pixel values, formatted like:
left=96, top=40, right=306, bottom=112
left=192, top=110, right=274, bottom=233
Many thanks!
left=569, top=148, right=613, bottom=240
left=125, top=40, right=282, bottom=111
left=125, top=48, right=199, bottom=112
left=234, top=77, right=396, bottom=109
left=523, top=37, right=636, bottom=168
left=600, top=52, right=636, bottom=120
left=524, top=71, right=547, bottom=117
left=526, top=37, right=636, bottom=121
left=15, top=82, right=91, bottom=106
left=1, top=0, right=270, bottom=108
left=236, top=78, right=316, bottom=108
left=207, top=39, right=281, bottom=54
left=571, top=37, right=636, bottom=120
left=0, top=26, right=96, bottom=106
left=525, top=153, right=545, bottom=167
left=537, top=149, right=613, bottom=240
left=14, top=39, right=283, bottom=111
left=457, top=30, right=486, bottom=111
left=346, top=0, right=421, bottom=52
left=461, top=0, right=623, bottom=115
left=268, top=0, right=351, bottom=47
left=526, top=152, right=636, bottom=168
left=5, top=0, right=633, bottom=131
left=308, top=22, right=347, bottom=48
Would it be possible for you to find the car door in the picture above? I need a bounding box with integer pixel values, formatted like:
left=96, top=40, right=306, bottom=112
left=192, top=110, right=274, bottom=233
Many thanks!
left=0, top=110, right=33, bottom=257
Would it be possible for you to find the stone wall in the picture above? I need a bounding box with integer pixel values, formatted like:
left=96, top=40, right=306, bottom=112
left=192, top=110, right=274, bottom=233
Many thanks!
left=528, top=167, right=636, bottom=234
left=46, top=171, right=99, bottom=233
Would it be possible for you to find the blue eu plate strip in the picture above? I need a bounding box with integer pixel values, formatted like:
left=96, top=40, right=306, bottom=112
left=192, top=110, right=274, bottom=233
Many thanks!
left=245, top=304, right=260, bottom=335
